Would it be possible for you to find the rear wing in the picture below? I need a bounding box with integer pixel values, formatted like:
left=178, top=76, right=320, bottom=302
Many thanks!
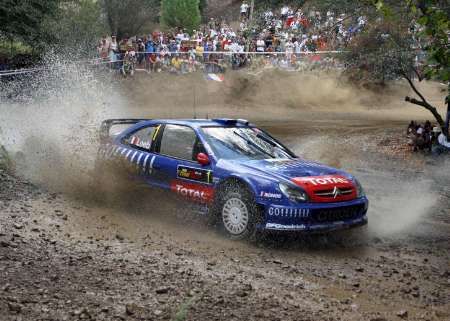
left=99, top=119, right=150, bottom=143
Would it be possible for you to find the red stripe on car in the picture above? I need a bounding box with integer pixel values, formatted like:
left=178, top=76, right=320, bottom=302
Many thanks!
left=291, top=175, right=357, bottom=203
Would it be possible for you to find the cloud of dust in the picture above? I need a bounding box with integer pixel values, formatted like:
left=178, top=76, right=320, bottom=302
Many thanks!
left=289, top=133, right=441, bottom=238
left=0, top=57, right=444, bottom=226
left=367, top=178, right=439, bottom=236
left=0, top=55, right=130, bottom=194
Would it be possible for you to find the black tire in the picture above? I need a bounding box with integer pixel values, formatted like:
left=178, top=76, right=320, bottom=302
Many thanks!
left=212, top=181, right=260, bottom=240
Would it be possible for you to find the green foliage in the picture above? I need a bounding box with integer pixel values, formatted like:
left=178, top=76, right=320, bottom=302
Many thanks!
left=42, top=0, right=108, bottom=55
left=102, top=0, right=160, bottom=38
left=255, top=0, right=302, bottom=8
left=0, top=40, right=32, bottom=57
left=413, top=1, right=449, bottom=83
left=374, top=0, right=449, bottom=98
left=343, top=21, right=415, bottom=84
left=0, top=0, right=60, bottom=43
left=198, top=0, right=207, bottom=21
left=161, top=0, right=201, bottom=32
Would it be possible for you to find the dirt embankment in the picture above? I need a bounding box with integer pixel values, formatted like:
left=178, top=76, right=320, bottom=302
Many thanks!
left=117, top=70, right=447, bottom=123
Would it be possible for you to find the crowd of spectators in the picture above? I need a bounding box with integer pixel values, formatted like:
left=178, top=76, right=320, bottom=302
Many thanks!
left=407, top=120, right=450, bottom=154
left=95, top=2, right=368, bottom=74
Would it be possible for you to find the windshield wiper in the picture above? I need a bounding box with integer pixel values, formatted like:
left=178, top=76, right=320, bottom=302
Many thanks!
left=233, top=130, right=275, bottom=159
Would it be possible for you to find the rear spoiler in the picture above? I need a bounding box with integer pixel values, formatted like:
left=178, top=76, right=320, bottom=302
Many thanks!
left=100, top=119, right=150, bottom=143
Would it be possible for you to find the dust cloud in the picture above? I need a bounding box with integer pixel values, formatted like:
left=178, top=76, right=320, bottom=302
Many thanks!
left=0, top=56, right=127, bottom=193
left=0, top=59, right=446, bottom=240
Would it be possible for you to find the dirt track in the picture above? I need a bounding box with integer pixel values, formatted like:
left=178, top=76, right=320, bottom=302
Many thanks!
left=1, top=70, right=450, bottom=320
left=1, top=116, right=450, bottom=321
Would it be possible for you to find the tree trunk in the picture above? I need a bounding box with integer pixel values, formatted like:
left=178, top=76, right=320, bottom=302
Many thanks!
left=446, top=99, right=450, bottom=140
left=403, top=73, right=446, bottom=130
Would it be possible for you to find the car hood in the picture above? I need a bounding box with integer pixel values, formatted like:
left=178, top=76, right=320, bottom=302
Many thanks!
left=238, top=158, right=347, bottom=181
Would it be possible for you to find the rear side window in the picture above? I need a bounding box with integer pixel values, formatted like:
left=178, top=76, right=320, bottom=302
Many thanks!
left=159, top=124, right=197, bottom=160
left=125, top=126, right=158, bottom=151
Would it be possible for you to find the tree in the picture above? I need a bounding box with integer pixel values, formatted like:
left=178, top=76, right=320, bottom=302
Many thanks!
left=160, top=0, right=201, bottom=32
left=101, top=0, right=160, bottom=38
left=198, top=0, right=207, bottom=22
left=0, top=0, right=60, bottom=47
left=42, top=0, right=108, bottom=55
left=311, top=0, right=449, bottom=136
left=376, top=0, right=450, bottom=137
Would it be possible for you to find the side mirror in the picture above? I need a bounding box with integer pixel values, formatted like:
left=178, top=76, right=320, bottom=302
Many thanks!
left=197, top=153, right=210, bottom=166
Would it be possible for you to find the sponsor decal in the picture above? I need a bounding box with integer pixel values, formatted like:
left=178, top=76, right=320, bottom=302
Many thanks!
left=130, top=136, right=152, bottom=150
left=291, top=175, right=356, bottom=203
left=265, top=216, right=367, bottom=231
left=170, top=180, right=214, bottom=203
left=259, top=191, right=282, bottom=199
left=301, top=176, right=349, bottom=186
left=130, top=136, right=140, bottom=146
left=177, top=165, right=212, bottom=184
left=265, top=223, right=307, bottom=230
left=268, top=206, right=310, bottom=218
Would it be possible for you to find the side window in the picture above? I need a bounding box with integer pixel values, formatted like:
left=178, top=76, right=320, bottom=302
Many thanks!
left=159, top=124, right=198, bottom=160
left=125, top=126, right=158, bottom=151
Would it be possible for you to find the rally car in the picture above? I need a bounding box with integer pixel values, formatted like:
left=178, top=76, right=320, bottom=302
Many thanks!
left=97, top=118, right=368, bottom=239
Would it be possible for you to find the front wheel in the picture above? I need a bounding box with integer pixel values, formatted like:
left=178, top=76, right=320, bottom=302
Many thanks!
left=214, top=182, right=260, bottom=240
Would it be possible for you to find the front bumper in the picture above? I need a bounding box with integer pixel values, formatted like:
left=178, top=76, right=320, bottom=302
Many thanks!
left=257, top=198, right=369, bottom=232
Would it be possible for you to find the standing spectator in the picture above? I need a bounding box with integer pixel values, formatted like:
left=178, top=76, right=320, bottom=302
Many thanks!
left=98, top=37, right=109, bottom=61
left=136, top=39, right=145, bottom=66
left=281, top=6, right=290, bottom=22
left=256, top=38, right=266, bottom=52
left=240, top=1, right=250, bottom=20
left=171, top=55, right=181, bottom=73
left=285, top=38, right=294, bottom=61
left=109, top=36, right=118, bottom=68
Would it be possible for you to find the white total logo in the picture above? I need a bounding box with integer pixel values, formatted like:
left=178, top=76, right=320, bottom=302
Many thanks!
left=176, top=184, right=206, bottom=200
left=307, top=177, right=349, bottom=186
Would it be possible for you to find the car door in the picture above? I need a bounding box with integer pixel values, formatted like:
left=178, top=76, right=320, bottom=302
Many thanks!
left=119, top=124, right=162, bottom=187
left=154, top=124, right=214, bottom=203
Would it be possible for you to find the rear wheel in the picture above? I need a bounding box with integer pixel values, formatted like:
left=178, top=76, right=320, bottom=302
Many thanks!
left=213, top=181, right=260, bottom=240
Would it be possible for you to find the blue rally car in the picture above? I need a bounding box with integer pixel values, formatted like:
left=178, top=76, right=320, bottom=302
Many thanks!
left=97, top=118, right=368, bottom=239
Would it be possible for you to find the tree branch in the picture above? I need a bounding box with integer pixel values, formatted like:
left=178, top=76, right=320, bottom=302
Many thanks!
left=402, top=71, right=445, bottom=128
left=405, top=96, right=445, bottom=128
left=402, top=71, right=429, bottom=104
left=411, top=66, right=423, bottom=82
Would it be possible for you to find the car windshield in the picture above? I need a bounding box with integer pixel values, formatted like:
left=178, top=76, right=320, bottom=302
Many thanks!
left=201, top=126, right=296, bottom=161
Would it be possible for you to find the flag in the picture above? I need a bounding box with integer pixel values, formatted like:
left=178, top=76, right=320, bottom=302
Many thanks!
left=206, top=73, right=224, bottom=82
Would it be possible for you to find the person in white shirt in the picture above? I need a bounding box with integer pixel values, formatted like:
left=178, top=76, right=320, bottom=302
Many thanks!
left=256, top=38, right=265, bottom=52
left=241, top=1, right=249, bottom=19
left=438, top=133, right=450, bottom=148
left=281, top=6, right=290, bottom=20
left=109, top=36, right=118, bottom=63
left=285, top=39, right=294, bottom=60
left=294, top=38, right=302, bottom=55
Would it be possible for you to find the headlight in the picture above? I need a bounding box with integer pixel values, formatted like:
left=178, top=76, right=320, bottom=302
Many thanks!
left=279, top=182, right=309, bottom=202
left=354, top=179, right=366, bottom=198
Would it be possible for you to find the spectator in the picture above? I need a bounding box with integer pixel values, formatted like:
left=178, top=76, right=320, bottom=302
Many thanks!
left=240, top=1, right=250, bottom=20
left=171, top=55, right=182, bottom=73
left=136, top=39, right=146, bottom=66
left=98, top=37, right=109, bottom=61
left=109, top=36, right=118, bottom=66
left=95, top=2, right=369, bottom=74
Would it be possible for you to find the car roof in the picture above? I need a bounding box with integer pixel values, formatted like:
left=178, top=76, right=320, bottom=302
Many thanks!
left=138, top=118, right=253, bottom=128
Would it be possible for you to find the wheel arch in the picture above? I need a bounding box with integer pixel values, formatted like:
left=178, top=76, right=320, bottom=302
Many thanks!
left=215, top=175, right=258, bottom=198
